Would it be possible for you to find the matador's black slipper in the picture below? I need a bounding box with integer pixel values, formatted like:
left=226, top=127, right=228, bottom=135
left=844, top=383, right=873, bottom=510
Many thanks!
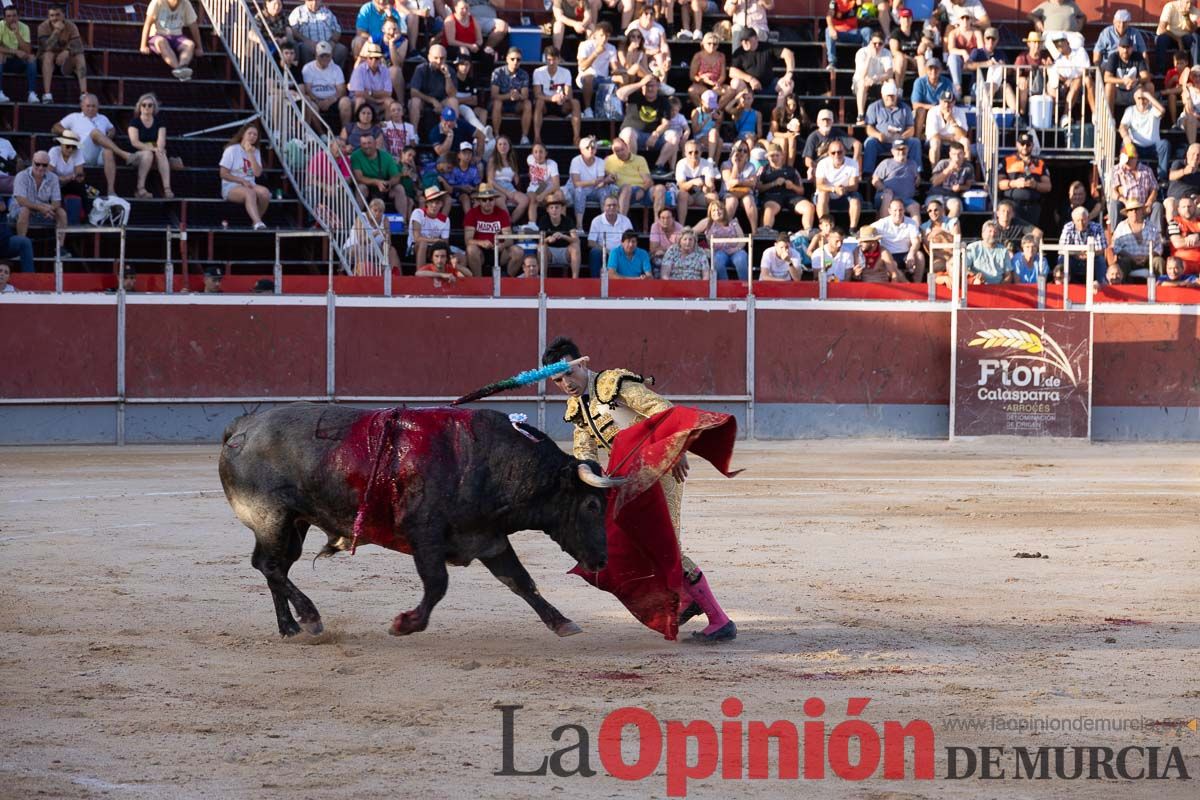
left=688, top=620, right=737, bottom=643
left=678, top=602, right=703, bottom=626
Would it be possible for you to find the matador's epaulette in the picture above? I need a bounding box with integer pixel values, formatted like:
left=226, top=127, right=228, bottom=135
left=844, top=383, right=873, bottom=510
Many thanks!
left=595, top=369, right=648, bottom=404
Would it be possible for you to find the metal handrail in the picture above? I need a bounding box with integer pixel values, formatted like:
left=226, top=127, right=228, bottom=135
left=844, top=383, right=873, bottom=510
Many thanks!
left=201, top=0, right=387, bottom=275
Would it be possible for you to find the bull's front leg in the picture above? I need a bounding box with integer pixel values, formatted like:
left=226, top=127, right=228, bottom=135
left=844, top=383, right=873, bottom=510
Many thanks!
left=390, top=540, right=449, bottom=636
left=482, top=543, right=581, bottom=637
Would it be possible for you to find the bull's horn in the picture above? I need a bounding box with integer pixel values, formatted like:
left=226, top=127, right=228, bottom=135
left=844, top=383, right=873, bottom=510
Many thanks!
left=577, top=463, right=627, bottom=489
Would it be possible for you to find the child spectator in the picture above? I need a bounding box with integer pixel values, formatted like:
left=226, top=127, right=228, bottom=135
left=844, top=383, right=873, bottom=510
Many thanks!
left=444, top=141, right=482, bottom=212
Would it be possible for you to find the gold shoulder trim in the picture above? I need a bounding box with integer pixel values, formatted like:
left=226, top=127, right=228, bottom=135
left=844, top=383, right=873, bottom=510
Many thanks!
left=564, top=395, right=582, bottom=423
left=595, top=369, right=644, bottom=404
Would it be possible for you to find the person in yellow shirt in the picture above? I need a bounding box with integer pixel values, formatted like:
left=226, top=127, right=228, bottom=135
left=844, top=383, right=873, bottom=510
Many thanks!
left=0, top=6, right=38, bottom=104
left=603, top=137, right=666, bottom=217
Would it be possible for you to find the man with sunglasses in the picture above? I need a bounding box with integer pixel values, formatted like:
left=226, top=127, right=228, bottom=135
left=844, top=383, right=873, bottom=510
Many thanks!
left=464, top=183, right=523, bottom=276
left=674, top=141, right=719, bottom=222
left=814, top=140, right=862, bottom=228
left=802, top=108, right=861, bottom=182
left=566, top=137, right=616, bottom=222
left=490, top=48, right=532, bottom=147
left=7, top=151, right=67, bottom=249
left=999, top=132, right=1050, bottom=226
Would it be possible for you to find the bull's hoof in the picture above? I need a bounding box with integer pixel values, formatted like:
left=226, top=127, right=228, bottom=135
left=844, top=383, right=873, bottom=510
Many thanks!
left=299, top=618, right=324, bottom=636
left=389, top=611, right=427, bottom=636
left=278, top=619, right=302, bottom=638
left=553, top=620, right=583, bottom=637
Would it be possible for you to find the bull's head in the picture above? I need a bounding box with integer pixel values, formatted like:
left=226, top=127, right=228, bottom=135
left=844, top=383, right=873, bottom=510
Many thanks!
left=544, top=461, right=624, bottom=573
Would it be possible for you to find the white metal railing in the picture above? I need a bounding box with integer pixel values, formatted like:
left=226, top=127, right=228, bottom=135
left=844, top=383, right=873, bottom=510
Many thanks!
left=983, top=64, right=1100, bottom=154
left=201, top=0, right=387, bottom=274
left=54, top=227, right=126, bottom=293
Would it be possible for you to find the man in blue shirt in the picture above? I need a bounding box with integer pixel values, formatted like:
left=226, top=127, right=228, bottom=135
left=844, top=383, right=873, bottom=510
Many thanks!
left=607, top=230, right=652, bottom=278
left=863, top=82, right=922, bottom=174
left=354, top=0, right=404, bottom=58
left=910, top=58, right=955, bottom=137
left=1092, top=9, right=1147, bottom=66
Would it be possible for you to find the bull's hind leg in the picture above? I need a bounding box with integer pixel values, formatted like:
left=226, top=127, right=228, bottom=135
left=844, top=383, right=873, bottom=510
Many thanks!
left=390, top=542, right=448, bottom=636
left=482, top=543, right=581, bottom=637
left=251, top=517, right=323, bottom=637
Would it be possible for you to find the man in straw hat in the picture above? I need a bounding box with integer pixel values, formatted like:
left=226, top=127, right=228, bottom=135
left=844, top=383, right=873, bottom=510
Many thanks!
left=1014, top=30, right=1048, bottom=115
left=408, top=185, right=450, bottom=267
left=48, top=130, right=86, bottom=200
left=349, top=41, right=395, bottom=113
left=541, top=336, right=739, bottom=643
left=851, top=224, right=907, bottom=283
left=464, top=183, right=524, bottom=276
left=1110, top=197, right=1163, bottom=281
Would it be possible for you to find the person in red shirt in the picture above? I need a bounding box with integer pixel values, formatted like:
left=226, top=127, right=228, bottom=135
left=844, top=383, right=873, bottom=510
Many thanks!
left=825, top=0, right=873, bottom=80
left=415, top=242, right=472, bottom=281
left=464, top=183, right=524, bottom=275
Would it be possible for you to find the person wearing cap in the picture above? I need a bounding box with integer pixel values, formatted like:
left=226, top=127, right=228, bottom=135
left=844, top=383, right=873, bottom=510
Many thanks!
left=430, top=103, right=485, bottom=161
left=538, top=191, right=581, bottom=278
left=889, top=7, right=930, bottom=80
left=924, top=89, right=969, bottom=166
left=353, top=0, right=403, bottom=60
left=1102, top=33, right=1152, bottom=112
left=252, top=278, right=275, bottom=294
left=408, top=185, right=450, bottom=267
left=814, top=138, right=862, bottom=228
left=443, top=140, right=482, bottom=211
left=47, top=130, right=86, bottom=202
left=1108, top=141, right=1162, bottom=231
left=447, top=53, right=493, bottom=142
left=408, top=45, right=456, bottom=136
left=964, top=221, right=1013, bottom=284
left=910, top=58, right=954, bottom=135
left=465, top=183, right=524, bottom=276
left=852, top=30, right=895, bottom=123
left=1157, top=0, right=1199, bottom=75
left=1111, top=197, right=1164, bottom=281
left=289, top=0, right=347, bottom=67
left=927, top=141, right=973, bottom=218
left=348, top=42, right=394, bottom=114
left=802, top=109, right=862, bottom=181
left=138, top=0, right=203, bottom=81
left=0, top=5, right=39, bottom=105
left=690, top=88, right=726, bottom=163
left=1094, top=9, right=1147, bottom=67
left=202, top=266, right=224, bottom=293
left=351, top=132, right=405, bottom=214
left=533, top=45, right=582, bottom=148
left=302, top=39, right=353, bottom=132
left=1056, top=205, right=1107, bottom=284
left=730, top=26, right=795, bottom=111
left=874, top=197, right=924, bottom=280
left=490, top=47, right=534, bottom=147
left=1120, top=89, right=1170, bottom=181
left=850, top=225, right=907, bottom=283
left=1000, top=132, right=1050, bottom=226
left=871, top=139, right=920, bottom=219
left=967, top=27, right=1017, bottom=111
left=863, top=80, right=921, bottom=173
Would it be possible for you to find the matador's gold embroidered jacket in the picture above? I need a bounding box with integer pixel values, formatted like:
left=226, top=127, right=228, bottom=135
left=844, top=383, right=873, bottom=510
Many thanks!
left=564, top=369, right=672, bottom=461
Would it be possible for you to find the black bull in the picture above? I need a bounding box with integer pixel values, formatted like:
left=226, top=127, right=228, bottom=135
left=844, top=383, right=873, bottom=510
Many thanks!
left=218, top=403, right=621, bottom=638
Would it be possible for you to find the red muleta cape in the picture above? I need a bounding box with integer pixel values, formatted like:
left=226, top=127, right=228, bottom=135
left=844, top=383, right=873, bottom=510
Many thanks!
left=570, top=406, right=740, bottom=640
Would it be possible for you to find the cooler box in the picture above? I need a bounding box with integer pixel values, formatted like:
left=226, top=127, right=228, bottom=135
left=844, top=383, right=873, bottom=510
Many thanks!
left=385, top=213, right=406, bottom=235
left=962, top=189, right=988, bottom=212
left=1029, top=95, right=1055, bottom=130
left=509, top=27, right=542, bottom=62
left=992, top=110, right=1016, bottom=129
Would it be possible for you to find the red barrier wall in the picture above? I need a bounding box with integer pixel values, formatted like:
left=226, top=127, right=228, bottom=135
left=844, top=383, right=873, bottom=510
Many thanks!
left=1093, top=313, right=1200, bottom=407
left=755, top=309, right=951, bottom=404
left=543, top=307, right=748, bottom=396
left=124, top=304, right=327, bottom=398
left=0, top=304, right=118, bottom=398
left=335, top=305, right=540, bottom=396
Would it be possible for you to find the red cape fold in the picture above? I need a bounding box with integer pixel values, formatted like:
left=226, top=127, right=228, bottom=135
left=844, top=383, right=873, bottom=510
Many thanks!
left=569, top=407, right=740, bottom=640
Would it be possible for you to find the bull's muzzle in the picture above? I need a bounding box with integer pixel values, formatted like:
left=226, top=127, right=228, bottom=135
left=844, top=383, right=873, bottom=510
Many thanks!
left=576, top=463, right=628, bottom=489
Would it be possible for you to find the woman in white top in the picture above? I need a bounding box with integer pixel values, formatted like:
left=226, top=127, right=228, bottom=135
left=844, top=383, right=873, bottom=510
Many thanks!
left=486, top=135, right=529, bottom=223
left=720, top=142, right=759, bottom=235
left=139, top=0, right=204, bottom=81
left=219, top=123, right=270, bottom=230
left=525, top=142, right=560, bottom=226
left=48, top=130, right=86, bottom=198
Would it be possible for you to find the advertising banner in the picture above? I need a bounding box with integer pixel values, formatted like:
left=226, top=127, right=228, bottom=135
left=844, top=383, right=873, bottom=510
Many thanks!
left=952, top=309, right=1092, bottom=438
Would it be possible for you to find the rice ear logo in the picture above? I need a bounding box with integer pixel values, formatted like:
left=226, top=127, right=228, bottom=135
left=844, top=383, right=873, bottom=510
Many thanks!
left=967, top=319, right=1079, bottom=387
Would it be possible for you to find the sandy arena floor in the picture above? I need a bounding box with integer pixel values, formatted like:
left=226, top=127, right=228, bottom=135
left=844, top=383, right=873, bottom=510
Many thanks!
left=1, top=439, right=1198, bottom=799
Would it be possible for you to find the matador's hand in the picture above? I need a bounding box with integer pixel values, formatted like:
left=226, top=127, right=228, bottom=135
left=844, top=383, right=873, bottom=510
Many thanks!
left=671, top=452, right=690, bottom=483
